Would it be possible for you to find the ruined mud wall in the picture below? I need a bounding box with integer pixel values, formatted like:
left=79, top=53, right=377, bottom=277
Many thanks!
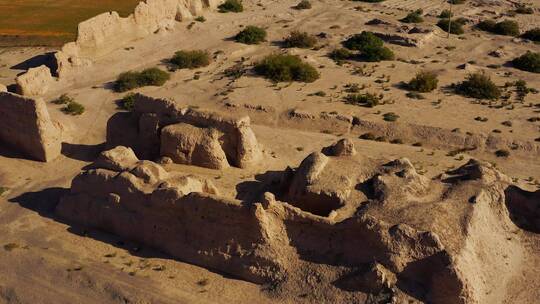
left=0, top=92, right=62, bottom=161
left=54, top=0, right=223, bottom=78
left=107, top=94, right=262, bottom=167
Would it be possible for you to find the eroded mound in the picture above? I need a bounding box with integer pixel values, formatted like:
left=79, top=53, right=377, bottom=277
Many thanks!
left=56, top=137, right=535, bottom=303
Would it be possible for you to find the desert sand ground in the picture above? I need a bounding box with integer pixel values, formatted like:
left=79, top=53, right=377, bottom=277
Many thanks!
left=0, top=0, right=539, bottom=303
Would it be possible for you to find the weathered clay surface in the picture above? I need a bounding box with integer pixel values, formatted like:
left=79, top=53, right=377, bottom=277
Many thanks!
left=15, top=65, right=54, bottom=96
left=54, top=0, right=224, bottom=78
left=56, top=142, right=533, bottom=303
left=0, top=92, right=62, bottom=161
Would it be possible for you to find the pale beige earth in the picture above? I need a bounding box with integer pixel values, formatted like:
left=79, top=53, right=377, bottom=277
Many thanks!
left=0, top=0, right=539, bottom=303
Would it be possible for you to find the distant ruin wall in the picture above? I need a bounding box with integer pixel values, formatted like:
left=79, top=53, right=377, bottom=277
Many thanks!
left=0, top=92, right=62, bottom=161
left=54, top=0, right=224, bottom=78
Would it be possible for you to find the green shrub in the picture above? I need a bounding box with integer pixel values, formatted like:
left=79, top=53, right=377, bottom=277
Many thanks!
left=439, top=9, right=453, bottom=18
left=283, top=31, right=317, bottom=48
left=515, top=5, right=534, bottom=14
left=478, top=20, right=520, bottom=36
left=383, top=112, right=399, bottom=122
left=235, top=26, right=267, bottom=44
left=195, top=16, right=206, bottom=22
left=408, top=71, right=438, bottom=92
left=400, top=9, right=424, bottom=23
left=254, top=54, right=319, bottom=82
left=495, top=149, right=510, bottom=157
left=343, top=31, right=383, bottom=50
left=437, top=19, right=465, bottom=34
left=53, top=94, right=74, bottom=105
left=170, top=50, right=210, bottom=69
left=329, top=48, right=353, bottom=63
left=63, top=101, right=85, bottom=115
left=344, top=93, right=381, bottom=107
left=114, top=68, right=170, bottom=92
left=456, top=72, right=501, bottom=100
left=512, top=51, right=540, bottom=73
left=218, top=0, right=243, bottom=12
left=120, top=93, right=136, bottom=111
left=343, top=31, right=394, bottom=61
left=522, top=28, right=540, bottom=42
left=361, top=45, right=394, bottom=62
left=295, top=0, right=312, bottom=9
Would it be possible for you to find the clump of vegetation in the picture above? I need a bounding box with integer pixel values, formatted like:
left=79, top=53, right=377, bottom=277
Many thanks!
left=344, top=93, right=381, bottom=107
left=194, top=16, right=206, bottom=22
left=52, top=94, right=74, bottom=105
left=224, top=64, right=246, bottom=79
left=522, top=28, right=540, bottom=42
left=329, top=48, right=353, bottom=63
left=218, top=0, right=243, bottom=12
left=254, top=54, right=319, bottom=82
left=0, top=186, right=8, bottom=196
left=283, top=31, right=317, bottom=48
left=119, top=93, right=136, bottom=111
left=408, top=71, right=438, bottom=92
left=400, top=9, right=424, bottom=23
left=495, top=149, right=510, bottom=158
left=448, top=0, right=465, bottom=4
left=437, top=18, right=465, bottom=34
left=170, top=50, right=210, bottom=69
left=294, top=0, right=312, bottom=9
left=53, top=93, right=85, bottom=115
left=438, top=9, right=453, bottom=19
left=235, top=26, right=267, bottom=44
left=114, top=68, right=170, bottom=92
left=63, top=101, right=85, bottom=115
left=477, top=20, right=520, bottom=36
left=342, top=31, right=394, bottom=62
left=456, top=72, right=501, bottom=100
left=515, top=5, right=534, bottom=15
left=512, top=51, right=540, bottom=73
left=383, top=112, right=399, bottom=122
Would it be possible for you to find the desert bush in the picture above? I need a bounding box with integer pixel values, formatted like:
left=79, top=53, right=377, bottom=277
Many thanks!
left=400, top=9, right=424, bottom=23
left=283, top=31, right=317, bottom=48
left=512, top=51, right=540, bottom=73
left=437, top=19, right=465, bottom=34
left=343, top=31, right=383, bottom=50
left=477, top=20, right=520, bottom=36
left=343, top=31, right=394, bottom=61
left=63, top=101, right=85, bottom=115
left=515, top=5, right=534, bottom=14
left=344, top=93, right=381, bottom=107
left=439, top=9, right=453, bottom=18
left=408, top=71, right=438, bottom=92
left=254, top=54, right=319, bottom=82
left=495, top=149, right=510, bottom=157
left=114, top=68, right=170, bottom=92
left=329, top=48, right=353, bottom=63
left=295, top=0, right=312, bottom=9
left=456, top=72, right=501, bottom=100
left=235, top=26, right=267, bottom=44
left=522, top=28, right=540, bottom=42
left=120, top=93, right=136, bottom=111
left=170, top=50, right=210, bottom=69
left=383, top=112, right=399, bottom=122
left=194, top=16, right=206, bottom=22
left=361, top=45, right=394, bottom=62
left=52, top=94, right=74, bottom=105
left=218, top=0, right=243, bottom=12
